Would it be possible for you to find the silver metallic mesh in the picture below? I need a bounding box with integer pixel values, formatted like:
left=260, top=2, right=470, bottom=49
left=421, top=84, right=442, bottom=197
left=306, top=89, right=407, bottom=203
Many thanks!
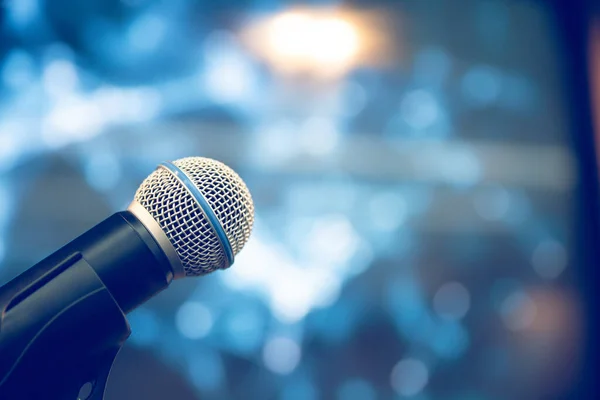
left=173, top=157, right=255, bottom=255
left=134, top=157, right=255, bottom=277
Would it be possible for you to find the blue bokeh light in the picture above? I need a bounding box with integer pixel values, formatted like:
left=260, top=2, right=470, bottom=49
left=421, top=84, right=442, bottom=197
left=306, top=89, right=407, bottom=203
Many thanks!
left=391, top=358, right=430, bottom=397
left=176, top=301, right=214, bottom=339
left=263, top=336, right=302, bottom=375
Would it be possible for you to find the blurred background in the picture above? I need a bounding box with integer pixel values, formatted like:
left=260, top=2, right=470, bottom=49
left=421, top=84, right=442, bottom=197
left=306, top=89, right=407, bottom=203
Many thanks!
left=0, top=0, right=599, bottom=399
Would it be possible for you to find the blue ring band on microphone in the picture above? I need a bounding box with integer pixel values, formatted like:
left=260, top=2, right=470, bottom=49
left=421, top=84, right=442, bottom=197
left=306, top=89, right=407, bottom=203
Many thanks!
left=160, top=162, right=234, bottom=268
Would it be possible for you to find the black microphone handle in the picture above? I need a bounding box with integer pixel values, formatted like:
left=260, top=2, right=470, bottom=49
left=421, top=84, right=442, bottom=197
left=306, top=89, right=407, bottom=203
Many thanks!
left=0, top=211, right=175, bottom=399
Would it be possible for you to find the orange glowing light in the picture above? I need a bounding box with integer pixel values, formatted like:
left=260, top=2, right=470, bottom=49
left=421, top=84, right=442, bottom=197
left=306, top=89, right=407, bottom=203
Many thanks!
left=242, top=8, right=395, bottom=79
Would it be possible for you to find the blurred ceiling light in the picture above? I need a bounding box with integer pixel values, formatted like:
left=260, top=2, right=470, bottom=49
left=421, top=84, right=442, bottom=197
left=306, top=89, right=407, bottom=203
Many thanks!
left=270, top=12, right=358, bottom=76
left=243, top=8, right=393, bottom=78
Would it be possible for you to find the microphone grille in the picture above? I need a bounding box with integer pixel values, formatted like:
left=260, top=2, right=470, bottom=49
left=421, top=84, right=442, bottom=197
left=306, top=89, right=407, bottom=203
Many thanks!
left=134, top=157, right=254, bottom=277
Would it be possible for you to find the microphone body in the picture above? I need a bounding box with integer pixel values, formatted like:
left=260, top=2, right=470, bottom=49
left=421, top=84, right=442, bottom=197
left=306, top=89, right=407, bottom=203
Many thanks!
left=0, top=211, right=173, bottom=399
left=0, top=156, right=255, bottom=399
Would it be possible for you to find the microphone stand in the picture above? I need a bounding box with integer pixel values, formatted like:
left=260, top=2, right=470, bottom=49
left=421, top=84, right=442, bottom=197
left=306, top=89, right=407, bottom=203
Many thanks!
left=0, top=253, right=131, bottom=399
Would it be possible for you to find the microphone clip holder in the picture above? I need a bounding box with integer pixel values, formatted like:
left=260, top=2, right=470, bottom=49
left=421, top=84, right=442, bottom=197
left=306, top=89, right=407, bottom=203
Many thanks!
left=0, top=253, right=130, bottom=400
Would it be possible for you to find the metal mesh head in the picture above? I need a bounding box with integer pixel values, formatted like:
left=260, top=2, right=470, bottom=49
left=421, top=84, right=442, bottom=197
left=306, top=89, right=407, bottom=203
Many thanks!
left=134, top=157, right=254, bottom=277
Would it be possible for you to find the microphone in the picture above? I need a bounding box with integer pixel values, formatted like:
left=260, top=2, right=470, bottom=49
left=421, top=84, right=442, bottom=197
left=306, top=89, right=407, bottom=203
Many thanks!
left=0, top=157, right=255, bottom=400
